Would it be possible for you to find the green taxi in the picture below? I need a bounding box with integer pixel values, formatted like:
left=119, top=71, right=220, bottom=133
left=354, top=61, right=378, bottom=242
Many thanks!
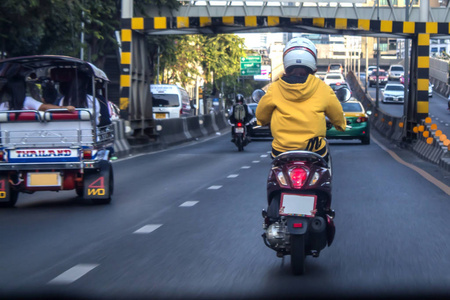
left=326, top=99, right=371, bottom=145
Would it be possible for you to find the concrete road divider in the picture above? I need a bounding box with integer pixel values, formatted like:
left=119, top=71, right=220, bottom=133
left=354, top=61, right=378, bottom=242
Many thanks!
left=112, top=119, right=131, bottom=158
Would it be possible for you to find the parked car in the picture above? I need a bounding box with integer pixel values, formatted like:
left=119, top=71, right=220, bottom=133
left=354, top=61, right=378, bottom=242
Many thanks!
left=326, top=99, right=371, bottom=144
left=247, top=103, right=272, bottom=138
left=368, top=69, right=388, bottom=87
left=388, top=64, right=405, bottom=80
left=324, top=73, right=345, bottom=86
left=382, top=83, right=405, bottom=103
left=327, top=63, right=343, bottom=74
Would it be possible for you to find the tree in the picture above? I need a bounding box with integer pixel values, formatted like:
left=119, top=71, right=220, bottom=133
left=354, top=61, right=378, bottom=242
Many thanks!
left=0, top=0, right=49, bottom=58
left=200, top=34, right=246, bottom=96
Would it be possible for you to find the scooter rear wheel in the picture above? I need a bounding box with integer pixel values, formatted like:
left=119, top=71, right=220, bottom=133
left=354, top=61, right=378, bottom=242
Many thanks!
left=290, top=235, right=306, bottom=275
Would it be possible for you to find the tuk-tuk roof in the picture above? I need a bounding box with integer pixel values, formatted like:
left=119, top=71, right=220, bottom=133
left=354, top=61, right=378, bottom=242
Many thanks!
left=0, top=55, right=109, bottom=81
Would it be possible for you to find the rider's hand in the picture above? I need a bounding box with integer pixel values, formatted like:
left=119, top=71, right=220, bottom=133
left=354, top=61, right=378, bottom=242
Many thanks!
left=64, top=106, right=76, bottom=112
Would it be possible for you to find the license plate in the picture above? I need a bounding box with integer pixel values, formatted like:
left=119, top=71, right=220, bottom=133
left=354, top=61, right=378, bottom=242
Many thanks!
left=279, top=194, right=317, bottom=217
left=155, top=113, right=166, bottom=119
left=27, top=172, right=61, bottom=187
left=235, top=127, right=244, bottom=133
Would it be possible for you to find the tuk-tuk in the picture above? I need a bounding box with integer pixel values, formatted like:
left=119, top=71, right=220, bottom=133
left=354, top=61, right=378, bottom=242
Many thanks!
left=0, top=55, right=114, bottom=207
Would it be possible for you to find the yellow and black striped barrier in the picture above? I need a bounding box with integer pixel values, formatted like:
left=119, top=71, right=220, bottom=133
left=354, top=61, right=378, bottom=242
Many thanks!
left=120, top=16, right=443, bottom=123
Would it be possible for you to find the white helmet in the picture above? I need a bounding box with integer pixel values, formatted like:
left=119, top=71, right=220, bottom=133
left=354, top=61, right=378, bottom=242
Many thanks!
left=283, top=37, right=317, bottom=73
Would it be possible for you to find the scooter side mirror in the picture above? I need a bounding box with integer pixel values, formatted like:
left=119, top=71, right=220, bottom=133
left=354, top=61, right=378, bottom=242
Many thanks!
left=252, top=89, right=266, bottom=103
left=334, top=87, right=352, bottom=102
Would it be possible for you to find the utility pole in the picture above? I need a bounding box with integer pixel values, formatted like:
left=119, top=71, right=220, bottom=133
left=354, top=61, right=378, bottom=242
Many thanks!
left=375, top=0, right=380, bottom=108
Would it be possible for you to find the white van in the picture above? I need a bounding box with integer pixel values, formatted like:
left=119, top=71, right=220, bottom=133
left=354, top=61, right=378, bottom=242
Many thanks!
left=151, top=84, right=192, bottom=119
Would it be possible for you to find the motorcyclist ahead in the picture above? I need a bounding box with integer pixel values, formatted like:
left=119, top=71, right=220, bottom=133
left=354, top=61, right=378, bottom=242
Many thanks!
left=229, top=93, right=253, bottom=143
left=255, top=37, right=346, bottom=161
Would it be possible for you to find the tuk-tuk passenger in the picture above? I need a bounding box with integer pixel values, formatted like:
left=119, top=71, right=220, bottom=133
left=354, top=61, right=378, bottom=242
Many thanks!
left=58, top=73, right=101, bottom=125
left=0, top=74, right=75, bottom=112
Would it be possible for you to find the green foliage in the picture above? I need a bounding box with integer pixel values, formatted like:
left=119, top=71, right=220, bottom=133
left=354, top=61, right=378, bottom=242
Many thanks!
left=0, top=0, right=121, bottom=66
left=148, top=34, right=246, bottom=93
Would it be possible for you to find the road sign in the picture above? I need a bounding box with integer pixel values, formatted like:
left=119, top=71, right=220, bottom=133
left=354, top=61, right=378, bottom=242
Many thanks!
left=241, top=56, right=261, bottom=63
left=240, top=56, right=262, bottom=76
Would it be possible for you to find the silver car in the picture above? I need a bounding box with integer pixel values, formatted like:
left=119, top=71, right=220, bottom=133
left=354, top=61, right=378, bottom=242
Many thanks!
left=388, top=65, right=405, bottom=81
left=382, top=83, right=405, bottom=103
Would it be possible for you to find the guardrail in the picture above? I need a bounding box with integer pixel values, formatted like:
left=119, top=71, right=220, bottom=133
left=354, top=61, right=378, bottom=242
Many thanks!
left=347, top=71, right=450, bottom=172
left=112, top=112, right=230, bottom=158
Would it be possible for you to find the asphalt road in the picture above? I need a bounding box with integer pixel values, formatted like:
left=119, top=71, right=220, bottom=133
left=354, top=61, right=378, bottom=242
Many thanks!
left=0, top=129, right=449, bottom=300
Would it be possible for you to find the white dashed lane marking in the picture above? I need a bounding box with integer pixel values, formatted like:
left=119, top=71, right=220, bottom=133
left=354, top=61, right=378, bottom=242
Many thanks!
left=180, top=201, right=199, bottom=207
left=208, top=185, right=222, bottom=190
left=241, top=166, right=251, bottom=169
left=133, top=224, right=162, bottom=234
left=48, top=264, right=98, bottom=285
left=227, top=174, right=239, bottom=178
left=261, top=154, right=268, bottom=158
left=252, top=161, right=260, bottom=163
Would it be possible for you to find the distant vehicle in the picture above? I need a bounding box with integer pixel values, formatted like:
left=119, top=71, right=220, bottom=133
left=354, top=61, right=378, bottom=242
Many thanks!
left=429, top=82, right=433, bottom=97
left=368, top=69, right=388, bottom=87
left=328, top=82, right=351, bottom=92
left=248, top=103, right=272, bottom=138
left=315, top=71, right=327, bottom=80
left=326, top=99, right=371, bottom=144
left=382, top=83, right=405, bottom=103
left=151, top=84, right=193, bottom=119
left=388, top=65, right=405, bottom=81
left=324, top=73, right=345, bottom=86
left=327, top=63, right=343, bottom=74
left=367, top=66, right=379, bottom=74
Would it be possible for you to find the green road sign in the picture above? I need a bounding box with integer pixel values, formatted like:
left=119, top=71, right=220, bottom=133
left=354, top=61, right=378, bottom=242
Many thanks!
left=240, top=56, right=262, bottom=63
left=240, top=56, right=262, bottom=75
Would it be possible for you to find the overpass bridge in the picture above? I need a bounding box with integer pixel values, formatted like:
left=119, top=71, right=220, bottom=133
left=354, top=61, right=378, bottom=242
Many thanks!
left=119, top=0, right=450, bottom=145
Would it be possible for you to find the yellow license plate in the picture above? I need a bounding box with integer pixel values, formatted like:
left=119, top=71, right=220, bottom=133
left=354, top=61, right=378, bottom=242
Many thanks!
left=27, top=172, right=61, bottom=187
left=155, top=113, right=167, bottom=119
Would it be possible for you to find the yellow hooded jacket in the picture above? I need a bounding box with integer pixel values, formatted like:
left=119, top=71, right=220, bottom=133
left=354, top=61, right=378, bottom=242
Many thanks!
left=255, top=74, right=346, bottom=157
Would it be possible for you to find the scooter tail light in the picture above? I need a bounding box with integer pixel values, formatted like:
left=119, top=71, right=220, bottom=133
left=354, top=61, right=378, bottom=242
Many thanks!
left=289, top=167, right=309, bottom=189
left=237, top=122, right=243, bottom=127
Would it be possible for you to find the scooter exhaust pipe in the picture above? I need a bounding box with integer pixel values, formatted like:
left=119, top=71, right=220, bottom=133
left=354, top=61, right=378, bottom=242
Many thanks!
left=310, top=216, right=326, bottom=233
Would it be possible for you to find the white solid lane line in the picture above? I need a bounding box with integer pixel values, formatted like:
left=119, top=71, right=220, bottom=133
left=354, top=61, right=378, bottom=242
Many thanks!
left=207, top=185, right=222, bottom=189
left=133, top=224, right=163, bottom=234
left=48, top=264, right=98, bottom=285
left=227, top=174, right=239, bottom=178
left=180, top=201, right=199, bottom=207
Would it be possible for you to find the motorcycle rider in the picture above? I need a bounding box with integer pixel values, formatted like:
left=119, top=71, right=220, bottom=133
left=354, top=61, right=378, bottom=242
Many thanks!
left=255, top=37, right=346, bottom=161
left=229, top=93, right=253, bottom=143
